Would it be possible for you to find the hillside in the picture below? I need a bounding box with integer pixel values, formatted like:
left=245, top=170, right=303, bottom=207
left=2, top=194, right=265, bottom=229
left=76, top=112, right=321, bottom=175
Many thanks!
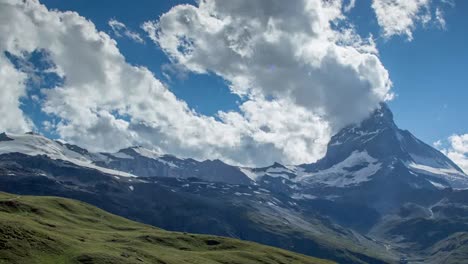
left=0, top=192, right=333, bottom=264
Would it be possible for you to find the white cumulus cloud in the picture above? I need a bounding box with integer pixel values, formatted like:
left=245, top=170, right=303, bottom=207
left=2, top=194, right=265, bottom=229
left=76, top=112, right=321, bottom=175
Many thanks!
left=0, top=0, right=337, bottom=166
left=108, top=19, right=145, bottom=44
left=372, top=0, right=431, bottom=40
left=372, top=0, right=454, bottom=40
left=0, top=54, right=33, bottom=132
left=0, top=0, right=394, bottom=167
left=343, top=0, right=356, bottom=13
left=435, top=7, right=446, bottom=29
left=435, top=134, right=468, bottom=174
left=143, top=0, right=392, bottom=129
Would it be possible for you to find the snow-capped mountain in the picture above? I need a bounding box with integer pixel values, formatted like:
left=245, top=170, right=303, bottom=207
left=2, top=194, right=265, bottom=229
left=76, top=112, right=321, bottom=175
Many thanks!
left=0, top=132, right=134, bottom=177
left=96, top=146, right=252, bottom=185
left=297, top=104, right=467, bottom=189
left=0, top=133, right=394, bottom=263
left=2, top=104, right=465, bottom=190
left=0, top=132, right=251, bottom=184
left=240, top=104, right=467, bottom=191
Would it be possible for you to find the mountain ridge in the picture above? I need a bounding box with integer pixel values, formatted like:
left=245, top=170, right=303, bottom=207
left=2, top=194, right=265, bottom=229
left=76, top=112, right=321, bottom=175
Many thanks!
left=0, top=103, right=466, bottom=190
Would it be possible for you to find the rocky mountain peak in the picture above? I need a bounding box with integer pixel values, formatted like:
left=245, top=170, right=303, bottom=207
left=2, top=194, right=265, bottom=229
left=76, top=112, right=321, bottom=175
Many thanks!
left=298, top=103, right=467, bottom=189
left=0, top=132, right=13, bottom=142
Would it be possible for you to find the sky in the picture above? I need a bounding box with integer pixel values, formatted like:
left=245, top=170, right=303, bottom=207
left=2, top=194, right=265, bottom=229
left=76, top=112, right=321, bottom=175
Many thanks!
left=1, top=0, right=467, bottom=170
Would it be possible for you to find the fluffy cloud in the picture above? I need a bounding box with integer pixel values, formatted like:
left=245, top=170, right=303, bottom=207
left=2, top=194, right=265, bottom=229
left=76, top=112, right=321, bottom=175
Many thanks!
left=143, top=0, right=392, bottom=129
left=0, top=0, right=393, bottom=167
left=435, top=7, right=446, bottom=29
left=0, top=54, right=33, bottom=132
left=343, top=0, right=356, bottom=13
left=436, top=134, right=468, bottom=174
left=0, top=0, right=336, bottom=166
left=372, top=0, right=452, bottom=40
left=220, top=99, right=331, bottom=165
left=108, top=19, right=145, bottom=43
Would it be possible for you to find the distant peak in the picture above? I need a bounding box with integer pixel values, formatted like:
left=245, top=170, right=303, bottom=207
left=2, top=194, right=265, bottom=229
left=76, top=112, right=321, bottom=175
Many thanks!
left=350, top=103, right=397, bottom=133
left=332, top=103, right=396, bottom=140
left=271, top=162, right=286, bottom=168
left=119, top=146, right=162, bottom=160
left=130, top=145, right=144, bottom=149
left=0, top=132, right=14, bottom=142
left=206, top=159, right=226, bottom=164
left=375, top=103, right=393, bottom=118
left=118, top=146, right=143, bottom=152
left=357, top=103, right=393, bottom=125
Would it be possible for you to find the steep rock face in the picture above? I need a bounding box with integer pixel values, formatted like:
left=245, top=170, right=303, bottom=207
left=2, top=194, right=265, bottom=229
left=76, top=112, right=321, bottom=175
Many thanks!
left=95, top=147, right=252, bottom=185
left=0, top=133, right=133, bottom=177
left=0, top=133, right=251, bottom=185
left=0, top=132, right=13, bottom=142
left=237, top=105, right=467, bottom=198
left=232, top=105, right=468, bottom=223
left=297, top=104, right=467, bottom=190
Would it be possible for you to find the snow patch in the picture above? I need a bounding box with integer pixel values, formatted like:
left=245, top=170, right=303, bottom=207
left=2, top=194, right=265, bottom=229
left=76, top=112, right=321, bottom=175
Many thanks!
left=410, top=153, right=456, bottom=171
left=408, top=162, right=462, bottom=177
left=239, top=167, right=262, bottom=181
left=0, top=133, right=135, bottom=177
left=264, top=167, right=294, bottom=180
left=239, top=166, right=296, bottom=181
left=111, top=152, right=134, bottom=159
left=428, top=181, right=447, bottom=190
left=297, top=151, right=381, bottom=187
left=234, top=192, right=252, bottom=196
left=291, top=193, right=317, bottom=200
left=407, top=162, right=468, bottom=189
left=157, top=158, right=180, bottom=168
left=132, top=147, right=162, bottom=160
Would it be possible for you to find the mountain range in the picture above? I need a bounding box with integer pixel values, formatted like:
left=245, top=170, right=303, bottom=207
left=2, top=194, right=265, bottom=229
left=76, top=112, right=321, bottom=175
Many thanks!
left=1, top=104, right=467, bottom=263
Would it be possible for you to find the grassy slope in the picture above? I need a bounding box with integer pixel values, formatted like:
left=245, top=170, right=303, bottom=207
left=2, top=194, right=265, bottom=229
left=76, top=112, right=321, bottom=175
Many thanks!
left=425, top=232, right=468, bottom=264
left=0, top=192, right=334, bottom=264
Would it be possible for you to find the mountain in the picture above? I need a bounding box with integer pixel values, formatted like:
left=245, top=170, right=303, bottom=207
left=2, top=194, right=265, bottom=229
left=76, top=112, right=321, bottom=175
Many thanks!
left=0, top=104, right=467, bottom=263
left=0, top=191, right=333, bottom=264
left=243, top=104, right=466, bottom=190
left=0, top=154, right=393, bottom=263
left=301, top=104, right=466, bottom=189
left=0, top=132, right=134, bottom=177
left=0, top=135, right=395, bottom=263
left=0, top=132, right=250, bottom=185
left=242, top=104, right=468, bottom=216
left=95, top=146, right=252, bottom=185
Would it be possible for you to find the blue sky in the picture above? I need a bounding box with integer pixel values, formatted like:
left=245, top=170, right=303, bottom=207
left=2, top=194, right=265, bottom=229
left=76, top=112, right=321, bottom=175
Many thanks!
left=2, top=0, right=467, bottom=167
left=344, top=0, right=468, bottom=145
left=36, top=0, right=467, bottom=146
left=378, top=2, right=468, bottom=144
left=40, top=0, right=242, bottom=117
